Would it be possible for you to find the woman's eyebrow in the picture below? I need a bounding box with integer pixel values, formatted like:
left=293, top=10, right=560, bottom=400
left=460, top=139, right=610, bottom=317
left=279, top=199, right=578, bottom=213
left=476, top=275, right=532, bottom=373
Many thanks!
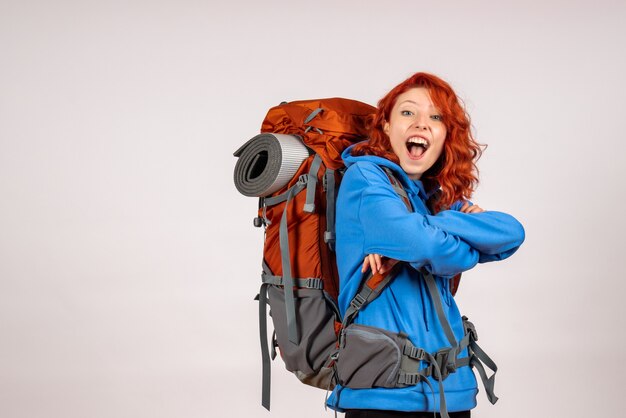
left=398, top=100, right=436, bottom=109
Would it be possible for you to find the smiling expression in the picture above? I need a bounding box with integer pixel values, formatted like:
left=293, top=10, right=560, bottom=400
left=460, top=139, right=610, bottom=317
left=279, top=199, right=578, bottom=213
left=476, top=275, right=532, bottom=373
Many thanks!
left=383, top=87, right=446, bottom=180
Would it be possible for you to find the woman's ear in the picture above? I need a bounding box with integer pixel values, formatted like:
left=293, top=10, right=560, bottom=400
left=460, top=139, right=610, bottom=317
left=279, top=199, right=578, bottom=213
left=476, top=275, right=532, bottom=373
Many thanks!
left=383, top=121, right=389, bottom=135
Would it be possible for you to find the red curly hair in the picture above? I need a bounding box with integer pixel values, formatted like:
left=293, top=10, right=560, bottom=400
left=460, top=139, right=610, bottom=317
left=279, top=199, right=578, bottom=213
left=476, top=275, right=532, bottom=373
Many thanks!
left=352, top=72, right=485, bottom=213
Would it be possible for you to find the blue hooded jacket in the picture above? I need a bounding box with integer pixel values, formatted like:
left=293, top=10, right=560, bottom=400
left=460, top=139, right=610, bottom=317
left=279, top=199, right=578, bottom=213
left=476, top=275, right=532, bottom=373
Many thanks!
left=326, top=146, right=525, bottom=412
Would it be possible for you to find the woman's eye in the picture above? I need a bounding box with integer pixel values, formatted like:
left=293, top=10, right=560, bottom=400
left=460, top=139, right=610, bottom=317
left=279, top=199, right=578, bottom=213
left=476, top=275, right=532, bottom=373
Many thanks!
left=401, top=110, right=413, bottom=116
left=431, top=114, right=443, bottom=121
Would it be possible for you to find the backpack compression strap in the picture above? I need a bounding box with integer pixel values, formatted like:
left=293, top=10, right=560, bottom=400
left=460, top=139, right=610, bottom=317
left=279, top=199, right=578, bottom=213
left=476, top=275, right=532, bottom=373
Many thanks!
left=324, top=168, right=337, bottom=250
left=303, top=106, right=338, bottom=250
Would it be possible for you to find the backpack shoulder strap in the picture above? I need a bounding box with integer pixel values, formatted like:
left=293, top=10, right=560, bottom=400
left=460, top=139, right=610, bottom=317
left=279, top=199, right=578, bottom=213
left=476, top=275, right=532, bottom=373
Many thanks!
left=341, top=260, right=403, bottom=328
left=381, top=166, right=412, bottom=212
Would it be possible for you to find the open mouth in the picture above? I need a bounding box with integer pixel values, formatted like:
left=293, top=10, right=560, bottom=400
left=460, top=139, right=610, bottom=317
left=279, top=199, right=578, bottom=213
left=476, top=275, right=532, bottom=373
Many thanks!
left=406, top=136, right=429, bottom=159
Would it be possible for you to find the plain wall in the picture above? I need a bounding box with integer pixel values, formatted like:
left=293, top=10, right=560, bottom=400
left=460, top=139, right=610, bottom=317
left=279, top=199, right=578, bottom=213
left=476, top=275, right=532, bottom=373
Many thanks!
left=1, top=1, right=625, bottom=417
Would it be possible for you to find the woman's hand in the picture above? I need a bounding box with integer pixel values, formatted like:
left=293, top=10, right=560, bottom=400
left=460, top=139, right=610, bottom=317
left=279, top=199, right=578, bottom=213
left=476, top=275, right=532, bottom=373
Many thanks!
left=460, top=201, right=485, bottom=214
left=362, top=254, right=396, bottom=274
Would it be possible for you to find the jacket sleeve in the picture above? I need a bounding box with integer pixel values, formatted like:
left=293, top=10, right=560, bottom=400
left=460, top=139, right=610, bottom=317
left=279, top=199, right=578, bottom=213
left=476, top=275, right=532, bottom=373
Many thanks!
left=426, top=202, right=525, bottom=263
left=354, top=163, right=480, bottom=277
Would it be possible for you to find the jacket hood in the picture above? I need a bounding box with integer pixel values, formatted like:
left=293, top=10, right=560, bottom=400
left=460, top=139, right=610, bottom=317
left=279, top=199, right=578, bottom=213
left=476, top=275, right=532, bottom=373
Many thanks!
left=342, top=143, right=437, bottom=201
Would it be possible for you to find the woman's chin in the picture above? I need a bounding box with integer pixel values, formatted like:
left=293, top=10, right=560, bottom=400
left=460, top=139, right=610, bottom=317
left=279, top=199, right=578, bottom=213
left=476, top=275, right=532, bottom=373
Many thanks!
left=401, top=165, right=424, bottom=180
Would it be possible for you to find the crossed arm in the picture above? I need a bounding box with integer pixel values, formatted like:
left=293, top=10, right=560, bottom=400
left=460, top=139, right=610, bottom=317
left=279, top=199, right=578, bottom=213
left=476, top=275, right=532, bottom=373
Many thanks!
left=346, top=162, right=525, bottom=278
left=362, top=201, right=486, bottom=274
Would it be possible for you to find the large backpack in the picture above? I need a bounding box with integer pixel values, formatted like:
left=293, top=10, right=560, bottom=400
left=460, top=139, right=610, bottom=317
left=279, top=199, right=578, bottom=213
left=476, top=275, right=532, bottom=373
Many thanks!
left=234, top=98, right=376, bottom=410
left=233, top=99, right=491, bottom=417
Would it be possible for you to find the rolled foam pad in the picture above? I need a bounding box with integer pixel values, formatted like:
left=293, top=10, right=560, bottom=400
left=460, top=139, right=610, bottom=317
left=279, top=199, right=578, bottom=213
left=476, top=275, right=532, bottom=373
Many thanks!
left=233, top=133, right=311, bottom=197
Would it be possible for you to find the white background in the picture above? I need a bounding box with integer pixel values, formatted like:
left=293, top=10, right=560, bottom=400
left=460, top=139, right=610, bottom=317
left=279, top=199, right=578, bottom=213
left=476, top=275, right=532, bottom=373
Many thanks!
left=1, top=1, right=625, bottom=417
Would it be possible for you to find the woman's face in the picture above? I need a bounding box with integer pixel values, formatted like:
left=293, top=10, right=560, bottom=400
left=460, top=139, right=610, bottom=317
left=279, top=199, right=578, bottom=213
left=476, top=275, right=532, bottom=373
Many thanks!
left=384, top=87, right=446, bottom=180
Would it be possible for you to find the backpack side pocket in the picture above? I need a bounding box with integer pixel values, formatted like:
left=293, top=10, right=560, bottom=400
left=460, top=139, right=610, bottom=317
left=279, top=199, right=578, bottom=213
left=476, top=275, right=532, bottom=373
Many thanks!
left=267, top=286, right=339, bottom=388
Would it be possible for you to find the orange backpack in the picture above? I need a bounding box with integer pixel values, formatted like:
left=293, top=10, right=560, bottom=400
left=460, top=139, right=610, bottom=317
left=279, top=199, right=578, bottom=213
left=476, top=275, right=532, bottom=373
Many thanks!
left=234, top=98, right=376, bottom=409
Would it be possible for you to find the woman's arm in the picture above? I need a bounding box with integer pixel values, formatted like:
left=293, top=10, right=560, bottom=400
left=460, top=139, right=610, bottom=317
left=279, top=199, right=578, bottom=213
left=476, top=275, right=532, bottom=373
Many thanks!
left=352, top=163, right=480, bottom=277
left=426, top=202, right=525, bottom=260
left=361, top=201, right=512, bottom=273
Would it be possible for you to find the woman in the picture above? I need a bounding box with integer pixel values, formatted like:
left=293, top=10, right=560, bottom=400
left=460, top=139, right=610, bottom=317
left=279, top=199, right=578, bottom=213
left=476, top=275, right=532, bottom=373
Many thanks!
left=326, top=72, right=525, bottom=418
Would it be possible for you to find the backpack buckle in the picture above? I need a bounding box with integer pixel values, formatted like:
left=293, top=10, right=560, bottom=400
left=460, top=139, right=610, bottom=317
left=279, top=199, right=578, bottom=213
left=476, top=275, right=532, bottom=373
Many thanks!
left=298, top=174, right=309, bottom=185
left=434, top=348, right=456, bottom=381
left=463, top=316, right=478, bottom=341
left=304, top=278, right=323, bottom=290
left=349, top=293, right=366, bottom=310
left=403, top=344, right=425, bottom=360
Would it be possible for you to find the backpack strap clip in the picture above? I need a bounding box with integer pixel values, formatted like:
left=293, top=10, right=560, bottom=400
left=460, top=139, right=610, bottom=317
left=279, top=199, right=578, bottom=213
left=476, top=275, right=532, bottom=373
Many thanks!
left=397, top=372, right=421, bottom=385
left=463, top=316, right=478, bottom=341
left=298, top=174, right=309, bottom=186
left=402, top=344, right=425, bottom=360
left=349, top=293, right=366, bottom=311
left=303, top=277, right=324, bottom=290
left=434, top=348, right=456, bottom=381
left=254, top=197, right=267, bottom=228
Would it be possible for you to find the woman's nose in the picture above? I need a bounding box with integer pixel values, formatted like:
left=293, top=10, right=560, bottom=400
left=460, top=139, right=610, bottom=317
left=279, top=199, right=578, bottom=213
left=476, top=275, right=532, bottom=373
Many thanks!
left=412, top=119, right=428, bottom=130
